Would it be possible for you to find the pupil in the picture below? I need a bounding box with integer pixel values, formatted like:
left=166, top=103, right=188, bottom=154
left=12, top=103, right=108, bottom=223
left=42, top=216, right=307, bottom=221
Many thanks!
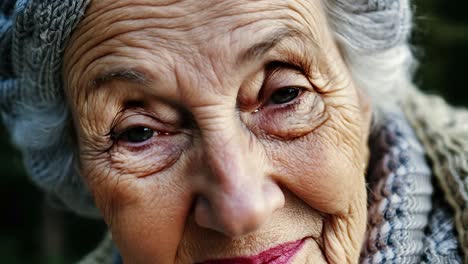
left=271, top=87, right=300, bottom=105
left=126, top=127, right=154, bottom=143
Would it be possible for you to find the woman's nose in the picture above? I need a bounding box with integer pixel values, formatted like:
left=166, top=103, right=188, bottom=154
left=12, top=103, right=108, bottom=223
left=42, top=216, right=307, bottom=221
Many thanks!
left=193, top=123, right=285, bottom=237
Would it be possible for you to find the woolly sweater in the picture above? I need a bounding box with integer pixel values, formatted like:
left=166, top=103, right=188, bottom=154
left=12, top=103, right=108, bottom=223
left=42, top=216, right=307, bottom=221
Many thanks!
left=78, top=90, right=468, bottom=263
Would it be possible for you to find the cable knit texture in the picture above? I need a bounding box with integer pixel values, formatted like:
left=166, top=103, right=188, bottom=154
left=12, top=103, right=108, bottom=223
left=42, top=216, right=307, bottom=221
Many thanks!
left=326, top=0, right=412, bottom=52
left=363, top=110, right=433, bottom=263
left=404, top=89, right=468, bottom=264
left=0, top=0, right=97, bottom=217
left=362, top=109, right=461, bottom=263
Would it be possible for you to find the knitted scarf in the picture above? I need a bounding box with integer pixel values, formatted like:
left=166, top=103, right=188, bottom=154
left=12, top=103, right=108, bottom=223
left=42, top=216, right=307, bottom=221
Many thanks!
left=361, top=110, right=461, bottom=263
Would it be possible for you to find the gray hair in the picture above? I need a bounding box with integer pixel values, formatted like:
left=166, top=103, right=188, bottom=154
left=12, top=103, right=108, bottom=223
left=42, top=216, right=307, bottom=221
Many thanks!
left=325, top=0, right=417, bottom=117
left=0, top=0, right=415, bottom=218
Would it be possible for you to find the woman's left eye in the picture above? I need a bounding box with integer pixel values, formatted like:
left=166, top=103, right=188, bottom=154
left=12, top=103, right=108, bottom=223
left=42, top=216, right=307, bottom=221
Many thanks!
left=119, top=126, right=154, bottom=143
left=269, top=87, right=301, bottom=105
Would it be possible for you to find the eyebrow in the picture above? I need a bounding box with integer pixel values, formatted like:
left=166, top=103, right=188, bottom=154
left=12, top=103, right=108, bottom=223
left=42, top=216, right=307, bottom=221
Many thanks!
left=236, top=27, right=307, bottom=65
left=90, top=68, right=150, bottom=89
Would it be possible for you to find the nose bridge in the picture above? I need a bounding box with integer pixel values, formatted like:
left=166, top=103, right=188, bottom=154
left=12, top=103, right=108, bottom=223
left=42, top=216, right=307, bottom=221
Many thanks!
left=203, top=120, right=256, bottom=189
left=193, top=113, right=284, bottom=237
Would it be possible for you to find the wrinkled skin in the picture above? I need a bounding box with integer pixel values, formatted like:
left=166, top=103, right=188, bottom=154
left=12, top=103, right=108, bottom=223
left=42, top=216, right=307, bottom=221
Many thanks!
left=64, top=0, right=372, bottom=263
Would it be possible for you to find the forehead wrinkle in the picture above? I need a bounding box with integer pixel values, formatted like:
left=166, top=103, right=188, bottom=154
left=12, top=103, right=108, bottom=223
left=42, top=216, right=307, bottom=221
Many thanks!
left=66, top=0, right=321, bottom=75
left=66, top=1, right=208, bottom=74
left=65, top=4, right=242, bottom=86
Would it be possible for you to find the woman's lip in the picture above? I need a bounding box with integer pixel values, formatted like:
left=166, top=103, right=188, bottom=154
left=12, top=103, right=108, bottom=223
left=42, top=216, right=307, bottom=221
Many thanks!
left=198, top=238, right=308, bottom=264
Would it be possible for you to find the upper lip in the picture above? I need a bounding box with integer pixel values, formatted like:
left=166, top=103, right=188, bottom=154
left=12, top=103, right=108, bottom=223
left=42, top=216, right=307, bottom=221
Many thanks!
left=197, top=238, right=308, bottom=264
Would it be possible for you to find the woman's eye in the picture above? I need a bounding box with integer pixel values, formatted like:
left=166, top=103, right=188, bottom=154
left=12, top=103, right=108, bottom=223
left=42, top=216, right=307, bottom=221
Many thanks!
left=269, top=87, right=301, bottom=105
left=119, top=126, right=154, bottom=143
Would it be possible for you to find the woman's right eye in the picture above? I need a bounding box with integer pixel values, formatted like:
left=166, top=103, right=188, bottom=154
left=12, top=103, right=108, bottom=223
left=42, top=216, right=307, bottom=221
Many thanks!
left=117, top=126, right=155, bottom=143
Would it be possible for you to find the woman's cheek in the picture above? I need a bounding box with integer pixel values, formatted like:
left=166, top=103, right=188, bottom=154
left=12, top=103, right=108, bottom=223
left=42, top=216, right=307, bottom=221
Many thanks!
left=80, top=132, right=191, bottom=219
left=266, top=122, right=364, bottom=216
left=109, top=135, right=186, bottom=178
left=81, top=140, right=195, bottom=262
left=105, top=167, right=194, bottom=263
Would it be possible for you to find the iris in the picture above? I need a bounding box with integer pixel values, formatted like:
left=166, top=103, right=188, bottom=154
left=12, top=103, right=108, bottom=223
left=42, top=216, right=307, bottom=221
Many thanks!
left=122, top=127, right=154, bottom=143
left=270, top=87, right=300, bottom=105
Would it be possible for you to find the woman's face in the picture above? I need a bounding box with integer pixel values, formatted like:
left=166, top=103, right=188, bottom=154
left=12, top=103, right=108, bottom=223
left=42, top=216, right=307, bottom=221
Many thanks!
left=64, top=0, right=371, bottom=263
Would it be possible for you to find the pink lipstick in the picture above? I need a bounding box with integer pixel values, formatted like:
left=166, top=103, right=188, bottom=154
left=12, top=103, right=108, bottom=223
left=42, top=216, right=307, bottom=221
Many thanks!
left=199, top=238, right=307, bottom=264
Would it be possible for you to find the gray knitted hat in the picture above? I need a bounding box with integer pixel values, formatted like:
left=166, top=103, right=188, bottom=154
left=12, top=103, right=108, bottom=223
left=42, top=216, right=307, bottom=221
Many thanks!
left=0, top=0, right=412, bottom=218
left=327, top=0, right=413, bottom=52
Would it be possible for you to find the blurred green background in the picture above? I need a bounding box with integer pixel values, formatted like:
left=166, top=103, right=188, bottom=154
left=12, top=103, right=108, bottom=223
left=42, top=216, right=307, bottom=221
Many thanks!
left=1, top=0, right=468, bottom=263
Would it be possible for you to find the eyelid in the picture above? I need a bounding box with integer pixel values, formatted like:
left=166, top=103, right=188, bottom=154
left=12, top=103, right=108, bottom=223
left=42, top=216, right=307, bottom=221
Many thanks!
left=265, top=88, right=306, bottom=111
left=109, top=112, right=177, bottom=154
left=110, top=109, right=174, bottom=138
left=260, top=66, right=313, bottom=102
left=113, top=112, right=154, bottom=132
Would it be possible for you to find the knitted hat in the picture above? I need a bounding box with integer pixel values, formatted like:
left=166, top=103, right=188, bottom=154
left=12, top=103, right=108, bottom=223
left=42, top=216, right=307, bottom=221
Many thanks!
left=0, top=0, right=97, bottom=218
left=327, top=0, right=412, bottom=52
left=0, top=0, right=412, bottom=218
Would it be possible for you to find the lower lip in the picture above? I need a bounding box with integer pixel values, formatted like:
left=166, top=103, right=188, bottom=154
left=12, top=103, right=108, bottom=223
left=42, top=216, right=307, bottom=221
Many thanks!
left=199, top=238, right=308, bottom=264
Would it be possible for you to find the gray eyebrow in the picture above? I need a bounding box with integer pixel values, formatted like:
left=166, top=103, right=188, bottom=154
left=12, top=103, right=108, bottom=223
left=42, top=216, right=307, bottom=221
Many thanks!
left=236, top=27, right=312, bottom=65
left=90, top=68, right=150, bottom=90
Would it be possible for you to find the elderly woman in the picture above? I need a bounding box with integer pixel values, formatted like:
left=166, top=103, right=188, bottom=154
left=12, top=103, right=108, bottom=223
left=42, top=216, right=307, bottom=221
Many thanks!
left=0, top=0, right=467, bottom=263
